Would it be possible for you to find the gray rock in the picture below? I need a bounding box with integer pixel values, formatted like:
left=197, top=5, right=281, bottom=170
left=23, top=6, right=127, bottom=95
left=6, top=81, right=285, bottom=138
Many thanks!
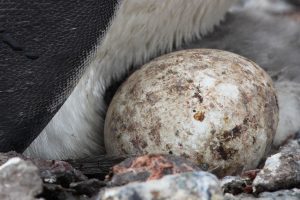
left=41, top=183, right=89, bottom=200
left=0, top=151, right=88, bottom=187
left=259, top=188, right=300, bottom=200
left=225, top=193, right=255, bottom=200
left=70, top=179, right=106, bottom=197
left=0, top=157, right=43, bottom=200
left=225, top=188, right=300, bottom=200
left=37, top=159, right=88, bottom=187
left=221, top=176, right=248, bottom=195
left=98, top=172, right=223, bottom=200
left=107, top=154, right=202, bottom=187
left=253, top=140, right=300, bottom=193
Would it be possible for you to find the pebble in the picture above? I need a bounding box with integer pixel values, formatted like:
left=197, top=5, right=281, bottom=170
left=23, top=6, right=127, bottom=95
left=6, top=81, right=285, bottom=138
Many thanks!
left=98, top=172, right=222, bottom=200
left=221, top=176, right=249, bottom=195
left=253, top=139, right=300, bottom=193
left=107, top=154, right=201, bottom=186
left=0, top=151, right=88, bottom=187
left=70, top=179, right=106, bottom=197
left=0, top=157, right=43, bottom=200
left=225, top=188, right=300, bottom=200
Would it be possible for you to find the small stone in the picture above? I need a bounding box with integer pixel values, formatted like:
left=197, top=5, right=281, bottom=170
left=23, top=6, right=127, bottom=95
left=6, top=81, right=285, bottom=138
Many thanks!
left=98, top=171, right=223, bottom=200
left=107, top=154, right=201, bottom=186
left=70, top=179, right=106, bottom=197
left=41, top=183, right=88, bottom=200
left=36, top=160, right=88, bottom=187
left=253, top=140, right=300, bottom=193
left=258, top=188, right=300, bottom=200
left=221, top=176, right=248, bottom=195
left=224, top=193, right=255, bottom=200
left=225, top=188, right=300, bottom=200
left=0, top=157, right=43, bottom=200
left=0, top=152, right=87, bottom=187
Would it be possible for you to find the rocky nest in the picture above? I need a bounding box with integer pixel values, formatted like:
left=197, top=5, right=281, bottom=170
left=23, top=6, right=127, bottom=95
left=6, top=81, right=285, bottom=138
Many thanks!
left=0, top=134, right=299, bottom=200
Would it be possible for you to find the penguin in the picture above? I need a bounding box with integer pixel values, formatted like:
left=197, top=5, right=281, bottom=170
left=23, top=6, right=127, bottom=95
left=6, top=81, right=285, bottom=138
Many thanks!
left=1, top=0, right=299, bottom=160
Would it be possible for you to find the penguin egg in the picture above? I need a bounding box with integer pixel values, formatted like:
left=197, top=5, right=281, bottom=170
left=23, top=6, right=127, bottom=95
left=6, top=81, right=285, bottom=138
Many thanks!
left=104, top=49, right=279, bottom=177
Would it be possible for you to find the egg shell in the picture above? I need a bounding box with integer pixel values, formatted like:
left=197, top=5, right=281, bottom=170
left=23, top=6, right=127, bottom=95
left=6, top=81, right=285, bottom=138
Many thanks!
left=104, top=49, right=279, bottom=177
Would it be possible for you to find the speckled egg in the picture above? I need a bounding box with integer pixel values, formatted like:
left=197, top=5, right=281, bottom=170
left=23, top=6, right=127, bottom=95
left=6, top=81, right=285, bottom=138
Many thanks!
left=104, top=49, right=279, bottom=177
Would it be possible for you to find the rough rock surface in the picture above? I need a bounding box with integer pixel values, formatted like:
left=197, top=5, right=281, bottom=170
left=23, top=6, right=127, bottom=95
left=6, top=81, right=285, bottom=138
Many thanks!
left=221, top=169, right=261, bottom=195
left=221, top=176, right=249, bottom=195
left=0, top=157, right=43, bottom=200
left=0, top=151, right=88, bottom=187
left=36, top=159, right=88, bottom=187
left=99, top=171, right=222, bottom=200
left=107, top=154, right=202, bottom=186
left=0, top=152, right=100, bottom=199
left=225, top=188, right=300, bottom=200
left=253, top=140, right=300, bottom=193
left=41, top=183, right=90, bottom=200
left=70, top=179, right=106, bottom=197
